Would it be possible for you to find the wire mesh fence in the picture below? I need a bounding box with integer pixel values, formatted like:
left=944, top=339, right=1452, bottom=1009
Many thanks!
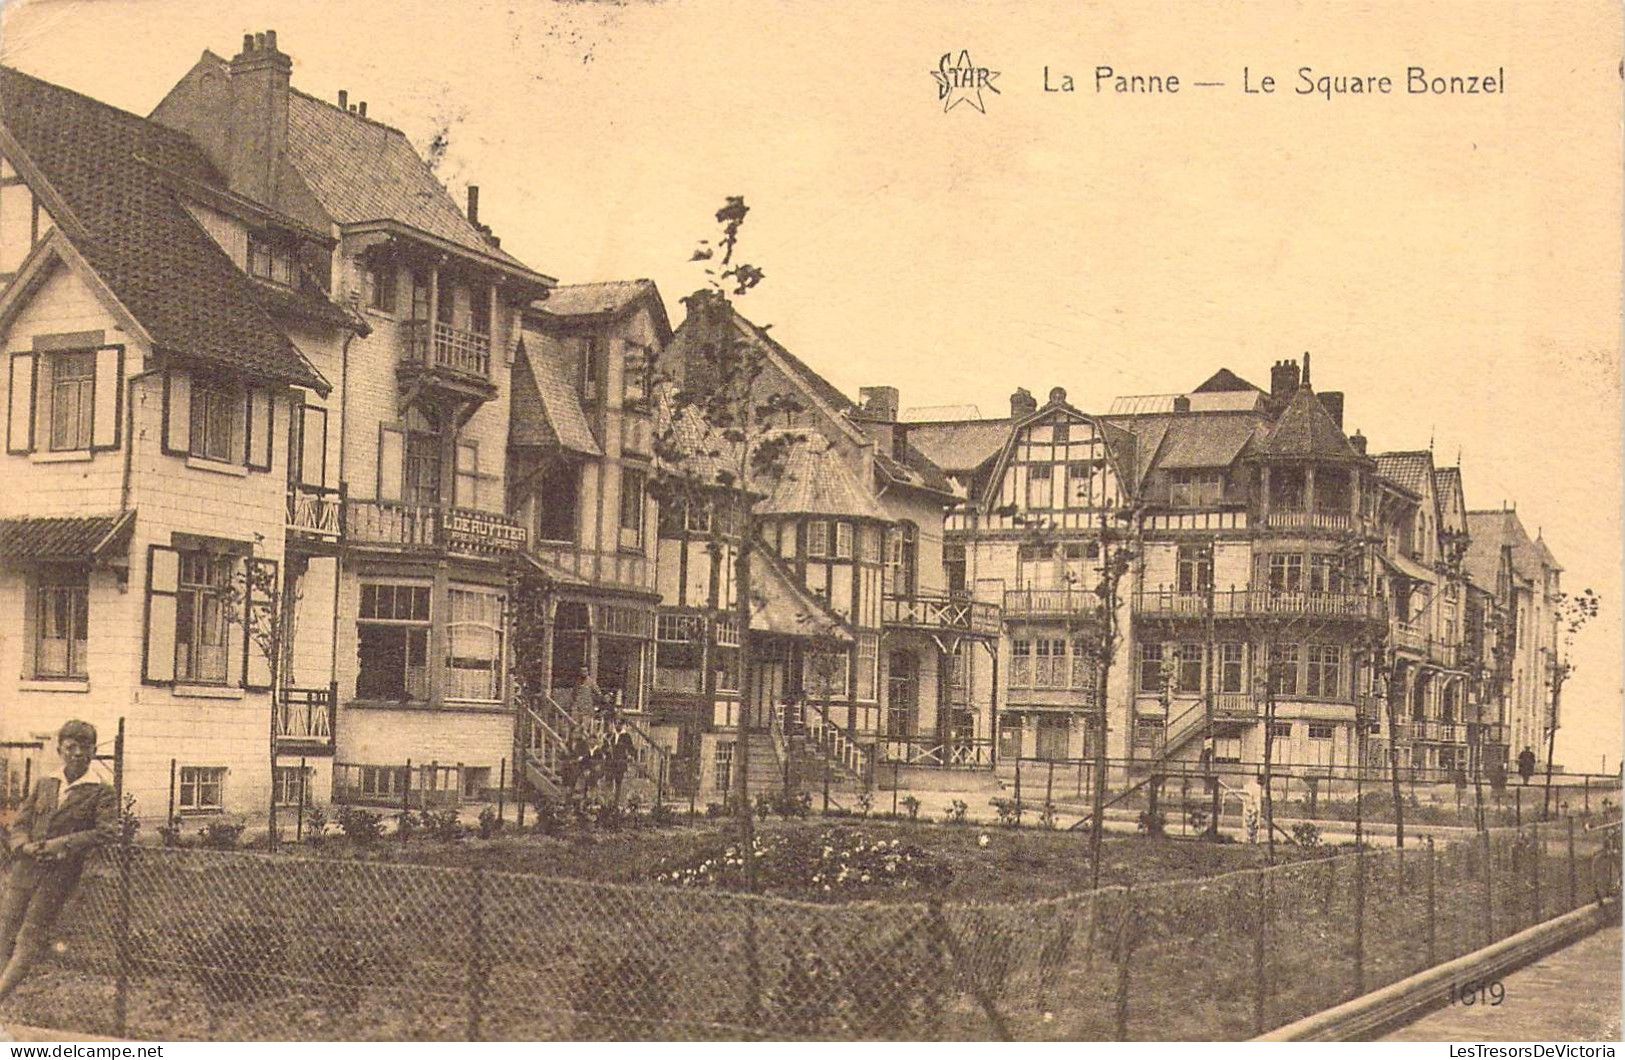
left=3, top=816, right=1614, bottom=1041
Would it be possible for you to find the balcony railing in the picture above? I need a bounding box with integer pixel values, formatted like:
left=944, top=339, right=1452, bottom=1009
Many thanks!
left=1392, top=719, right=1469, bottom=744
left=1262, top=510, right=1362, bottom=533
left=1133, top=589, right=1385, bottom=622
left=883, top=593, right=1001, bottom=637
left=1211, top=692, right=1258, bottom=720
left=346, top=501, right=525, bottom=558
left=1392, top=621, right=1428, bottom=653
left=530, top=540, right=656, bottom=594
left=1002, top=588, right=1101, bottom=617
left=287, top=485, right=342, bottom=538
left=276, top=685, right=336, bottom=749
left=401, top=320, right=493, bottom=381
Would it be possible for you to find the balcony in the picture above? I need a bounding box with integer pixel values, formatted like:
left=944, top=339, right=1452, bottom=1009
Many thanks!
left=1003, top=588, right=1101, bottom=618
left=530, top=539, right=657, bottom=596
left=398, top=320, right=496, bottom=400
left=346, top=500, right=525, bottom=559
left=1133, top=588, right=1385, bottom=623
left=286, top=485, right=342, bottom=541
left=1262, top=510, right=1364, bottom=534
left=1392, top=621, right=1428, bottom=653
left=883, top=593, right=1000, bottom=638
left=1392, top=719, right=1468, bottom=744
left=275, top=685, right=335, bottom=754
left=1211, top=692, right=1258, bottom=721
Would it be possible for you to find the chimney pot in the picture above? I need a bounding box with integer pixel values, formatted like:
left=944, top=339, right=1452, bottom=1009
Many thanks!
left=1319, top=390, right=1345, bottom=428
left=1270, top=359, right=1301, bottom=402
left=265, top=29, right=277, bottom=51
left=467, top=185, right=480, bottom=224
left=337, top=89, right=348, bottom=109
left=255, top=32, right=266, bottom=50
left=242, top=33, right=254, bottom=53
left=1350, top=430, right=1368, bottom=454
left=1048, top=386, right=1067, bottom=405
left=357, top=101, right=367, bottom=118
left=858, top=386, right=899, bottom=423
left=1010, top=387, right=1038, bottom=419
left=1173, top=394, right=1191, bottom=413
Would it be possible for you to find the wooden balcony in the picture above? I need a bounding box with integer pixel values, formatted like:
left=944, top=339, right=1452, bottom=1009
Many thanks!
left=397, top=320, right=497, bottom=402
left=1133, top=588, right=1385, bottom=622
left=286, top=485, right=342, bottom=541
left=1392, top=621, right=1428, bottom=653
left=883, top=593, right=1000, bottom=638
left=1262, top=510, right=1366, bottom=534
left=275, top=685, right=336, bottom=754
left=346, top=500, right=525, bottom=559
left=530, top=539, right=657, bottom=595
left=1002, top=588, right=1101, bottom=618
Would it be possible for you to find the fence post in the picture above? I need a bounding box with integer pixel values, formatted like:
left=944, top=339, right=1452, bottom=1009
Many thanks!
left=1584, top=776, right=1590, bottom=816
left=1114, top=888, right=1136, bottom=1041
left=892, top=762, right=899, bottom=817
left=497, top=757, right=507, bottom=822
left=1568, top=816, right=1578, bottom=910
left=1515, top=787, right=1522, bottom=827
left=1046, top=760, right=1055, bottom=817
left=1353, top=844, right=1366, bottom=999
left=1014, top=759, right=1023, bottom=825
left=297, top=756, right=308, bottom=842
left=167, top=758, right=176, bottom=829
left=1425, top=836, right=1437, bottom=968
left=468, top=866, right=486, bottom=1040
left=1482, top=830, right=1495, bottom=946
left=402, top=757, right=413, bottom=843
left=1530, top=827, right=1542, bottom=925
left=114, top=817, right=131, bottom=1038
left=1253, top=871, right=1268, bottom=1036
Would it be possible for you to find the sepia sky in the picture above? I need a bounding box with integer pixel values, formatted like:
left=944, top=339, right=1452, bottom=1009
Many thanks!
left=3, top=0, right=1619, bottom=767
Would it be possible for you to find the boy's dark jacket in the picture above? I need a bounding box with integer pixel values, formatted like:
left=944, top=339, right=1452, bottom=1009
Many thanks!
left=1, top=776, right=118, bottom=880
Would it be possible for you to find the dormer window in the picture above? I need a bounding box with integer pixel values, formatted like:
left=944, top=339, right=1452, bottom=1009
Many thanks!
left=247, top=233, right=294, bottom=286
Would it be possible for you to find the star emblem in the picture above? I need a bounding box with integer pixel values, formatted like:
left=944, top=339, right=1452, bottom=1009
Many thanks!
left=932, top=50, right=1000, bottom=113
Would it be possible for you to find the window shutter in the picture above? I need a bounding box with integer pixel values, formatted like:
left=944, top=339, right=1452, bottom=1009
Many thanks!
left=246, top=387, right=273, bottom=471
left=243, top=556, right=278, bottom=691
left=143, top=545, right=181, bottom=684
left=163, top=371, right=191, bottom=455
left=90, top=345, right=123, bottom=451
left=6, top=351, right=33, bottom=453
left=31, top=353, right=52, bottom=452
left=300, top=406, right=329, bottom=489
left=455, top=439, right=479, bottom=509
left=378, top=424, right=404, bottom=502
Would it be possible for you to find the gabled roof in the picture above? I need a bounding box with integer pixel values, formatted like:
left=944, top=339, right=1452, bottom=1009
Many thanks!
left=0, top=66, right=328, bottom=392
left=1144, top=415, right=1261, bottom=471
left=1464, top=509, right=1560, bottom=591
left=873, top=440, right=956, bottom=499
left=282, top=87, right=539, bottom=275
left=1433, top=466, right=1462, bottom=503
left=1374, top=451, right=1434, bottom=495
left=898, top=419, right=1012, bottom=476
left=1252, top=385, right=1362, bottom=461
left=533, top=279, right=672, bottom=338
left=977, top=397, right=1134, bottom=509
left=759, top=438, right=889, bottom=521
left=508, top=342, right=600, bottom=456
left=750, top=547, right=851, bottom=642
left=1193, top=367, right=1265, bottom=393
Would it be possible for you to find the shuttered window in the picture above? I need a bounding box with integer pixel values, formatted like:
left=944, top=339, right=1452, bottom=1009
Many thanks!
left=7, top=346, right=123, bottom=454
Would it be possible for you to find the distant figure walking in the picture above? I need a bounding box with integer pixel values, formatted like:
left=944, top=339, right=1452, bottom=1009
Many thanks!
left=609, top=722, right=635, bottom=805
left=1518, top=747, right=1538, bottom=786
left=0, top=720, right=116, bottom=1002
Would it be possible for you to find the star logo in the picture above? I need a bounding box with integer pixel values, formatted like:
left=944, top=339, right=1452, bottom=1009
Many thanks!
left=932, top=50, right=1000, bottom=113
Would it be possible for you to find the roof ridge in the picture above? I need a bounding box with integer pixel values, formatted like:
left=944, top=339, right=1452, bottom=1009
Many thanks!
left=287, top=84, right=409, bottom=138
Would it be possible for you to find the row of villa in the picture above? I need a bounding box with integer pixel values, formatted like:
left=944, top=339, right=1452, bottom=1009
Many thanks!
left=0, top=33, right=1565, bottom=820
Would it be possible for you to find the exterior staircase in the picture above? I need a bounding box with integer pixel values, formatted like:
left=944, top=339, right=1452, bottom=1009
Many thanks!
left=518, top=692, right=671, bottom=804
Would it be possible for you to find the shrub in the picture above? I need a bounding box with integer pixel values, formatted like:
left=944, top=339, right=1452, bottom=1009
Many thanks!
left=118, top=793, right=141, bottom=845
left=1039, top=802, right=1058, bottom=830
left=943, top=799, right=969, bottom=826
left=989, top=797, right=1020, bottom=827
left=529, top=793, right=568, bottom=837
left=754, top=791, right=775, bottom=820
left=901, top=794, right=922, bottom=821
left=477, top=805, right=503, bottom=840
left=302, top=804, right=329, bottom=844
left=420, top=808, right=464, bottom=842
left=1291, top=821, right=1323, bottom=848
left=592, top=800, right=626, bottom=833
left=648, top=802, right=678, bottom=828
left=199, top=820, right=245, bottom=851
left=158, top=814, right=186, bottom=848
left=336, top=805, right=385, bottom=846
left=773, top=791, right=812, bottom=819
left=704, top=801, right=728, bottom=820
left=1187, top=808, right=1210, bottom=834
left=394, top=810, right=419, bottom=841
left=1136, top=809, right=1167, bottom=837
left=653, top=828, right=951, bottom=898
left=855, top=791, right=874, bottom=818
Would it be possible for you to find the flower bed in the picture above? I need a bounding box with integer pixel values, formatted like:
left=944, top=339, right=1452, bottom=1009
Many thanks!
left=652, top=828, right=952, bottom=898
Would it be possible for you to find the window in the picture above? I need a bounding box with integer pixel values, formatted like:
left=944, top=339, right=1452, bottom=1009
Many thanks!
left=357, top=583, right=430, bottom=701
left=685, top=503, right=712, bottom=534
left=179, top=766, right=225, bottom=812
left=855, top=633, right=879, bottom=702
left=807, top=521, right=830, bottom=558
left=1033, top=638, right=1066, bottom=688
left=410, top=271, right=431, bottom=321
left=365, top=263, right=397, bottom=313
left=33, top=567, right=88, bottom=678
left=534, top=462, right=579, bottom=543
left=655, top=613, right=702, bottom=693
left=360, top=765, right=404, bottom=800
left=1308, top=724, right=1335, bottom=741
left=1308, top=554, right=1344, bottom=594
left=403, top=406, right=443, bottom=506
left=945, top=543, right=966, bottom=594
left=461, top=766, right=492, bottom=800
left=1170, top=471, right=1224, bottom=507
left=1176, top=642, right=1203, bottom=693
left=804, top=647, right=849, bottom=699
left=623, top=343, right=649, bottom=406
left=176, top=552, right=233, bottom=684
left=1269, top=723, right=1293, bottom=739
left=1177, top=545, right=1212, bottom=593
left=1268, top=643, right=1300, bottom=696
left=1071, top=636, right=1094, bottom=691
left=247, top=235, right=293, bottom=286
left=1305, top=644, right=1341, bottom=698
left=835, top=522, right=854, bottom=559
left=714, top=743, right=734, bottom=794
left=47, top=351, right=94, bottom=451
left=860, top=524, right=883, bottom=564
left=1026, top=462, right=1053, bottom=509
left=713, top=644, right=741, bottom=694
left=273, top=765, right=311, bottom=808
left=619, top=469, right=646, bottom=550
left=1268, top=553, right=1304, bottom=593
left=189, top=378, right=241, bottom=463
left=1218, top=642, right=1244, bottom=694
left=887, top=651, right=917, bottom=736
left=581, top=336, right=600, bottom=401
left=885, top=522, right=916, bottom=596
left=1011, top=638, right=1031, bottom=686
left=1138, top=642, right=1164, bottom=693
left=445, top=587, right=505, bottom=701
left=469, top=286, right=491, bottom=337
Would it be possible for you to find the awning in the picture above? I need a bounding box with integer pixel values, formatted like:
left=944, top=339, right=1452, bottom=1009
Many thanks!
left=750, top=549, right=852, bottom=642
left=0, top=511, right=134, bottom=564
left=518, top=550, right=591, bottom=588
left=1379, top=550, right=1435, bottom=584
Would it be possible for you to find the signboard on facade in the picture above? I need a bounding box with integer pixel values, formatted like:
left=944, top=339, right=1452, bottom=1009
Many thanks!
left=445, top=509, right=526, bottom=553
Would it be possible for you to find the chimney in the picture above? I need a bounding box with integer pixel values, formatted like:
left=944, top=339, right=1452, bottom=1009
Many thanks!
left=1301, top=350, right=1313, bottom=389
left=1010, top=388, right=1037, bottom=418
left=337, top=89, right=347, bottom=110
left=1270, top=359, right=1301, bottom=403
left=227, top=29, right=292, bottom=206
left=467, top=185, right=480, bottom=225
left=1173, top=394, right=1192, bottom=414
left=1048, top=386, right=1067, bottom=406
left=357, top=101, right=367, bottom=118
left=1319, top=391, right=1345, bottom=427
left=858, top=386, right=899, bottom=423
left=1350, top=430, right=1368, bottom=454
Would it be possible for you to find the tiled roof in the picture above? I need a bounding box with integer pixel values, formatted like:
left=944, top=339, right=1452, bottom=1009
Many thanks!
left=509, top=342, right=600, bottom=455
left=750, top=548, right=851, bottom=641
left=0, top=511, right=132, bottom=561
left=759, top=438, right=889, bottom=521
left=901, top=419, right=1012, bottom=475
left=283, top=87, right=532, bottom=271
left=1464, top=509, right=1560, bottom=590
left=0, top=66, right=327, bottom=392
left=653, top=396, right=740, bottom=486
left=865, top=431, right=956, bottom=499
left=1375, top=451, right=1434, bottom=494
left=1148, top=415, right=1260, bottom=470
left=1433, top=466, right=1462, bottom=501
left=536, top=280, right=659, bottom=319
left=1253, top=386, right=1361, bottom=461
